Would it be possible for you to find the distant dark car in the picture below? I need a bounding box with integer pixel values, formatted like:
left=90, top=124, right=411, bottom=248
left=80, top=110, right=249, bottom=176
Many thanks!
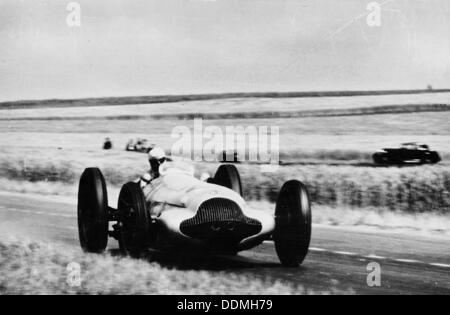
left=126, top=138, right=154, bottom=153
left=218, top=151, right=240, bottom=163
left=373, top=143, right=441, bottom=165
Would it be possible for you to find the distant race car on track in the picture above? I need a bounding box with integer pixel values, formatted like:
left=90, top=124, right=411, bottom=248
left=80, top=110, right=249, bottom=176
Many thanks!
left=373, top=142, right=441, bottom=165
left=125, top=138, right=154, bottom=153
left=218, top=150, right=240, bottom=163
left=77, top=163, right=312, bottom=267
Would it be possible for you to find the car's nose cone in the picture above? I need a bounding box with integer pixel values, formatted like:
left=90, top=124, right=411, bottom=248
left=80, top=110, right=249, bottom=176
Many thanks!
left=180, top=198, right=262, bottom=244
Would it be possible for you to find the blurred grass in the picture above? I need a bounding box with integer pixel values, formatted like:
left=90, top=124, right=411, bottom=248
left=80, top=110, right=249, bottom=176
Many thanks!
left=3, top=104, right=450, bottom=121
left=2, top=112, right=450, bottom=137
left=237, top=165, right=450, bottom=214
left=279, top=149, right=373, bottom=163
left=0, top=238, right=353, bottom=294
left=0, top=155, right=448, bottom=214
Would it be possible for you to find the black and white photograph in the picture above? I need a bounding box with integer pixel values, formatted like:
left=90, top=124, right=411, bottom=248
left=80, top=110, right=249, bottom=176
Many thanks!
left=0, top=0, right=449, bottom=297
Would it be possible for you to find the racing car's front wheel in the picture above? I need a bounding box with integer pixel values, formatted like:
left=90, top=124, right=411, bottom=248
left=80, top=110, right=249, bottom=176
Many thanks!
left=78, top=168, right=109, bottom=253
left=117, top=182, right=151, bottom=257
left=373, top=153, right=387, bottom=165
left=428, top=152, right=441, bottom=164
left=274, top=180, right=311, bottom=267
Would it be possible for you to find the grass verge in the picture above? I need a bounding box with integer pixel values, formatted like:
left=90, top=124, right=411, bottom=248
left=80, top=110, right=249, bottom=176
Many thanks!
left=0, top=238, right=352, bottom=295
left=3, top=104, right=450, bottom=121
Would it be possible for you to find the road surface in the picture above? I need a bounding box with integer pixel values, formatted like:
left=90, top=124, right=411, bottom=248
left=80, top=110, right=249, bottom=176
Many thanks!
left=0, top=192, right=448, bottom=294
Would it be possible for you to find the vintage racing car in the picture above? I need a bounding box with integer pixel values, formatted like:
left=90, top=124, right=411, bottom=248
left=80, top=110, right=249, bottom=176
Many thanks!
left=125, top=138, right=154, bottom=153
left=373, top=142, right=441, bottom=165
left=77, top=163, right=312, bottom=267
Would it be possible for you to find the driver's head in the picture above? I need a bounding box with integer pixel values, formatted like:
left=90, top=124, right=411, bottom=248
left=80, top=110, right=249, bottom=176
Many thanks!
left=148, top=147, right=166, bottom=174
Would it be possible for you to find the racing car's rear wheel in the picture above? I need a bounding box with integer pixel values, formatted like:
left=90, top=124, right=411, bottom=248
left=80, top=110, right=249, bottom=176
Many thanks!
left=274, top=180, right=311, bottom=267
left=209, top=164, right=243, bottom=196
left=117, top=182, right=150, bottom=257
left=78, top=168, right=109, bottom=253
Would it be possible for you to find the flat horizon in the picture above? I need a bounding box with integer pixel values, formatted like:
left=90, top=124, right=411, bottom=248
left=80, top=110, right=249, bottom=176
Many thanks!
left=2, top=87, right=450, bottom=107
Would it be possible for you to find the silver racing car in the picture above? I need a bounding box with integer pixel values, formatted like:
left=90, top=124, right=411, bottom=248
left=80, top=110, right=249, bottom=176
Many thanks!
left=77, top=163, right=312, bottom=267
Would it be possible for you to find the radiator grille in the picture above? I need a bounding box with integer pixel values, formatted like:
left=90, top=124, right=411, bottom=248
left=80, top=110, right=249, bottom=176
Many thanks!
left=181, top=198, right=260, bottom=227
left=180, top=198, right=262, bottom=244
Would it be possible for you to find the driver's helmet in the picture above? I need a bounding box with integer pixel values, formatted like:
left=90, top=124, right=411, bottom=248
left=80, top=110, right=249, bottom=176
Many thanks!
left=148, top=147, right=166, bottom=174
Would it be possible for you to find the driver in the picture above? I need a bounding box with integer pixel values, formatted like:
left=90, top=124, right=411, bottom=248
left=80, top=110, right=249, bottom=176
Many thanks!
left=139, top=146, right=166, bottom=188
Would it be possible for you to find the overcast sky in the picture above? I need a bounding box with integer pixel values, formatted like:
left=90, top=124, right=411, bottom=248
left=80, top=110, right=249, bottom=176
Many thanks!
left=1, top=0, right=449, bottom=101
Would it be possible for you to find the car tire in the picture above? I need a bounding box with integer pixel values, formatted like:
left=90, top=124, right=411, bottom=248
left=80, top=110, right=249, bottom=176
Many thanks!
left=78, top=168, right=109, bottom=253
left=373, top=153, right=385, bottom=164
left=429, top=152, right=441, bottom=164
left=209, top=164, right=243, bottom=196
left=274, top=180, right=311, bottom=267
left=389, top=155, right=402, bottom=165
left=117, top=182, right=150, bottom=257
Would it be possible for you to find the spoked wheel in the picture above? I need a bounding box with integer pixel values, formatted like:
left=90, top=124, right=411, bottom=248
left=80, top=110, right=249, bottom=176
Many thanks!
left=274, top=180, right=312, bottom=267
left=208, top=164, right=243, bottom=196
left=78, top=168, right=109, bottom=253
left=117, top=182, right=151, bottom=257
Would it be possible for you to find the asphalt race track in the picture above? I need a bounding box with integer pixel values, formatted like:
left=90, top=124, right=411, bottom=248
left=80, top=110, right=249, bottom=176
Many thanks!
left=0, top=192, right=448, bottom=295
